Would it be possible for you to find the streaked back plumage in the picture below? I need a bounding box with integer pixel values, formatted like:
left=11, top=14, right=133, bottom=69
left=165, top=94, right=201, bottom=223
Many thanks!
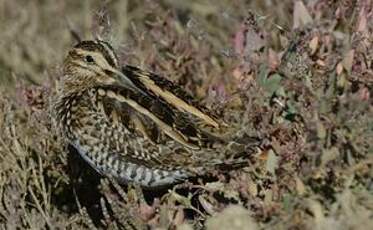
left=53, top=40, right=256, bottom=188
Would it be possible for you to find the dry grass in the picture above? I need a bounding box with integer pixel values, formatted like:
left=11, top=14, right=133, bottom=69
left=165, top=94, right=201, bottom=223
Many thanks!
left=0, top=0, right=372, bottom=229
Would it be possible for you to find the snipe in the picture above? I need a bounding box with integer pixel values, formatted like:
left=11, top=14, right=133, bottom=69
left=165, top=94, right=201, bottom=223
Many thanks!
left=53, top=40, right=257, bottom=188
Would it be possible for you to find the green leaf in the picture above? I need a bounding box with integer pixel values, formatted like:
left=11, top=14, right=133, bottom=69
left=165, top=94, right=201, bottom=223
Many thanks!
left=257, top=64, right=270, bottom=87
left=264, top=73, right=282, bottom=95
left=257, top=65, right=283, bottom=96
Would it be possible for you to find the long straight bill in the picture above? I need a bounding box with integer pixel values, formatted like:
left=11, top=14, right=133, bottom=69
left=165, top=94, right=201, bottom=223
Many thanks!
left=111, top=69, right=148, bottom=96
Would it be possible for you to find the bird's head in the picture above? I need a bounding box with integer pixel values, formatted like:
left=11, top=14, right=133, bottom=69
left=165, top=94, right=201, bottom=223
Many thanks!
left=62, top=40, right=141, bottom=93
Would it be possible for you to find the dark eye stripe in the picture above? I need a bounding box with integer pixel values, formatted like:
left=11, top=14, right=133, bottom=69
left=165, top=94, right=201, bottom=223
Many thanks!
left=74, top=40, right=119, bottom=68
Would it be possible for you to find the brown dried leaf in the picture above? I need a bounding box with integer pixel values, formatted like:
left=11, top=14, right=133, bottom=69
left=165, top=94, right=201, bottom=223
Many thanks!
left=295, top=177, right=306, bottom=195
left=342, top=49, right=355, bottom=73
left=316, top=59, right=326, bottom=67
left=205, top=182, right=225, bottom=191
left=293, top=1, right=313, bottom=29
left=173, top=208, right=185, bottom=226
left=247, top=180, right=258, bottom=197
left=198, top=195, right=216, bottom=215
left=177, top=223, right=194, bottom=230
left=356, top=6, right=368, bottom=32
left=268, top=48, right=280, bottom=71
left=205, top=205, right=258, bottom=230
left=336, top=62, right=344, bottom=75
left=138, top=203, right=156, bottom=222
left=307, top=200, right=324, bottom=224
left=358, top=87, right=370, bottom=101
left=234, top=24, right=246, bottom=56
left=266, top=150, right=279, bottom=174
left=309, top=36, right=319, bottom=55
left=321, top=147, right=339, bottom=166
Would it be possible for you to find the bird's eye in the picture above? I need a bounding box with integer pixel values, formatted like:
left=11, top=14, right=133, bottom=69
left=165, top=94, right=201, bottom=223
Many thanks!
left=85, top=55, right=94, bottom=63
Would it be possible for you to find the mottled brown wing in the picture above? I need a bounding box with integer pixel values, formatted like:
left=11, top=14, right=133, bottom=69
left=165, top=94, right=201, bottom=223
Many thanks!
left=121, top=65, right=221, bottom=128
left=98, top=85, right=223, bottom=150
left=71, top=90, right=199, bottom=176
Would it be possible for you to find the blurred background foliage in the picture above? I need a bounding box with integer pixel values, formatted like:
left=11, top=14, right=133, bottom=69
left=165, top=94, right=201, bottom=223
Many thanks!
left=0, top=0, right=372, bottom=229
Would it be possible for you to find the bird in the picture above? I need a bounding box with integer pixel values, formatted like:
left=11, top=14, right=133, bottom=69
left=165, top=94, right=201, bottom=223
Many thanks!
left=53, top=40, right=257, bottom=188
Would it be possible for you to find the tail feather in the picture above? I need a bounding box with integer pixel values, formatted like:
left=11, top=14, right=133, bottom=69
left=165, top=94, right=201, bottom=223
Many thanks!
left=193, top=137, right=262, bottom=174
left=217, top=142, right=260, bottom=170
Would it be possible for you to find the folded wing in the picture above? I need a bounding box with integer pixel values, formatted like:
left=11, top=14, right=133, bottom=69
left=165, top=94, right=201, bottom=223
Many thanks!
left=121, top=65, right=221, bottom=128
